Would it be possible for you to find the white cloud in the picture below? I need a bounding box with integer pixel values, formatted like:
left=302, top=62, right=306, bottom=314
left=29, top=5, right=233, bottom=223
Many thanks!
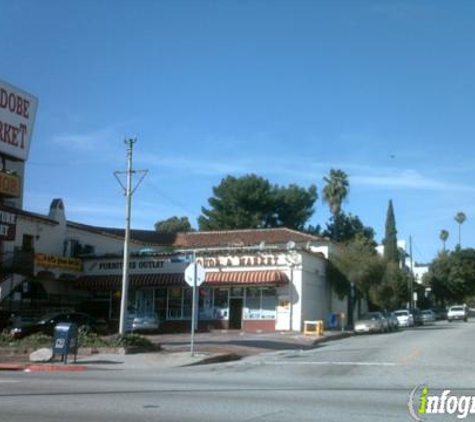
left=51, top=127, right=116, bottom=151
left=50, top=120, right=138, bottom=152
left=352, top=169, right=475, bottom=192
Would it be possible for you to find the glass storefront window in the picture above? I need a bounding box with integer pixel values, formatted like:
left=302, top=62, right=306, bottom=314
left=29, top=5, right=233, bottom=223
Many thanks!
left=213, top=288, right=229, bottom=319
left=183, top=288, right=192, bottom=318
left=168, top=287, right=182, bottom=319
left=154, top=288, right=167, bottom=321
left=261, top=287, right=277, bottom=319
left=199, top=288, right=214, bottom=319
left=245, top=287, right=261, bottom=319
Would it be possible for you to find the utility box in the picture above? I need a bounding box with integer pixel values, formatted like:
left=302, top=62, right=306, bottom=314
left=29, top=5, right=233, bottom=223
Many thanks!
left=53, top=322, right=78, bottom=363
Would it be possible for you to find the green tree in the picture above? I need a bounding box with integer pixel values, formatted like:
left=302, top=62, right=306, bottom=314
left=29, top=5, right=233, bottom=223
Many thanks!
left=198, top=174, right=317, bottom=231
left=439, top=229, right=449, bottom=252
left=426, top=248, right=475, bottom=304
left=369, top=262, right=409, bottom=310
left=424, top=251, right=451, bottom=305
left=323, top=212, right=376, bottom=245
left=383, top=200, right=399, bottom=265
left=322, top=169, right=349, bottom=216
left=454, top=212, right=467, bottom=248
left=271, top=184, right=318, bottom=230
left=154, top=216, right=193, bottom=233
left=328, top=237, right=384, bottom=326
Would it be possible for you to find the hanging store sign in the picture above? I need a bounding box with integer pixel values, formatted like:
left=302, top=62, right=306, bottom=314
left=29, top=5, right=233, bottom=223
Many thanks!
left=83, top=258, right=188, bottom=275
left=0, top=205, right=17, bottom=240
left=35, top=253, right=82, bottom=272
left=0, top=171, right=20, bottom=198
left=0, top=79, right=38, bottom=162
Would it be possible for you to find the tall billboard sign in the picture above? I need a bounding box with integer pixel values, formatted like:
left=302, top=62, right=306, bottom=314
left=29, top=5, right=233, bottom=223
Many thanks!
left=0, top=204, right=17, bottom=241
left=0, top=79, right=38, bottom=162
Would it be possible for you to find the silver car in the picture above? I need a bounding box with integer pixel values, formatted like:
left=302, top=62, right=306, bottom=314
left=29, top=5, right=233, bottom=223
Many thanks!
left=394, top=309, right=414, bottom=327
left=421, top=309, right=436, bottom=324
left=354, top=312, right=386, bottom=334
left=128, top=313, right=160, bottom=333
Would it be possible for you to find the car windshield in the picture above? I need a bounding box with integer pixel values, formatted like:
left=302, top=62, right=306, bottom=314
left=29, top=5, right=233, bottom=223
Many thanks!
left=451, top=306, right=464, bottom=311
left=36, top=313, right=62, bottom=324
left=394, top=311, right=408, bottom=316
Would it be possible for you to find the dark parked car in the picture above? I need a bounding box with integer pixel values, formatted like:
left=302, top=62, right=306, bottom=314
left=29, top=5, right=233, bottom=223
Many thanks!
left=10, top=312, right=106, bottom=339
left=410, top=308, right=424, bottom=326
left=432, top=307, right=448, bottom=320
left=383, top=312, right=400, bottom=331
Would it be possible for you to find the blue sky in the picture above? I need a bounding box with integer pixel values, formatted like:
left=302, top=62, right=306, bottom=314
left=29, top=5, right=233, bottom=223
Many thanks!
left=2, top=0, right=475, bottom=263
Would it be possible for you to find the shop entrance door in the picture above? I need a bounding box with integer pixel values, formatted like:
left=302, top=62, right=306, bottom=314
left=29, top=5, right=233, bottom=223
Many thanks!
left=229, top=298, right=243, bottom=329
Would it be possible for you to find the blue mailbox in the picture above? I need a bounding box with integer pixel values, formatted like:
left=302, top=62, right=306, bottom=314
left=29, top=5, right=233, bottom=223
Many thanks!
left=53, top=322, right=78, bottom=363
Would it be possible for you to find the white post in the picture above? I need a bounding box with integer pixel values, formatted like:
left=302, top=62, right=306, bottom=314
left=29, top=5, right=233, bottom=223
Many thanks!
left=118, top=139, right=136, bottom=337
left=191, top=250, right=197, bottom=355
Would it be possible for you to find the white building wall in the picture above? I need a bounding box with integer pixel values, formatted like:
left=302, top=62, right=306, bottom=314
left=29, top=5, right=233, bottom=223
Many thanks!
left=299, top=252, right=329, bottom=330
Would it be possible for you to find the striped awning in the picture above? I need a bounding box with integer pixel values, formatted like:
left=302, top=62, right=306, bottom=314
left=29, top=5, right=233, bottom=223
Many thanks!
left=75, top=270, right=289, bottom=291
left=205, top=271, right=289, bottom=286
left=75, top=273, right=185, bottom=291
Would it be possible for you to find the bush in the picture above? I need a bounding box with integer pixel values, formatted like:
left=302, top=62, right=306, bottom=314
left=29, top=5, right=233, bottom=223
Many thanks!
left=117, top=333, right=154, bottom=349
left=0, top=332, right=52, bottom=349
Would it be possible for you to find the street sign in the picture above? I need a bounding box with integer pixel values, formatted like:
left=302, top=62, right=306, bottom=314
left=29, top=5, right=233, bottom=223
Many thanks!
left=185, top=262, right=206, bottom=286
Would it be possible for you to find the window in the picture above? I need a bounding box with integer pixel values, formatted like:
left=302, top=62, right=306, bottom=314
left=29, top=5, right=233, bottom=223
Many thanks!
left=244, top=287, right=277, bottom=320
left=245, top=288, right=261, bottom=319
left=22, top=234, right=34, bottom=252
left=168, top=287, right=182, bottom=319
left=154, top=288, right=167, bottom=321
left=213, top=288, right=229, bottom=319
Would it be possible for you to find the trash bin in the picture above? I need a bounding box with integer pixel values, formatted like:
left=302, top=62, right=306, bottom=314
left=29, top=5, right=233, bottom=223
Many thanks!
left=53, top=322, right=78, bottom=363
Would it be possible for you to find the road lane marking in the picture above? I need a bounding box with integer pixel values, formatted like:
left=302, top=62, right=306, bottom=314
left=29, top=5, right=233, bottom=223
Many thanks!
left=0, top=380, right=20, bottom=383
left=260, top=361, right=396, bottom=367
left=397, top=348, right=421, bottom=365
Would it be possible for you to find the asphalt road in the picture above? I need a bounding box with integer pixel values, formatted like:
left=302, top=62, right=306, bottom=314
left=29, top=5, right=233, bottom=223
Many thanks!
left=1, top=320, right=474, bottom=421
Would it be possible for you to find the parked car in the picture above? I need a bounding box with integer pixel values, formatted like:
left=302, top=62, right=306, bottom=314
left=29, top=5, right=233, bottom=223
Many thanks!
left=354, top=312, right=387, bottom=334
left=383, top=312, right=400, bottom=331
left=421, top=309, right=436, bottom=324
left=447, top=305, right=468, bottom=322
left=410, top=308, right=424, bottom=326
left=128, top=313, right=160, bottom=334
left=10, top=312, right=106, bottom=339
left=432, top=307, right=448, bottom=320
left=394, top=309, right=414, bottom=327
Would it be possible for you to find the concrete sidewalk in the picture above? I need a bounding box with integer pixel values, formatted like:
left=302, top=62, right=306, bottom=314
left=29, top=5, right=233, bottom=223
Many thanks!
left=0, top=330, right=352, bottom=372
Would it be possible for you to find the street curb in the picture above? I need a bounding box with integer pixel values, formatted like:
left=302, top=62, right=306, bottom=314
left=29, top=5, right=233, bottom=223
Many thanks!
left=25, top=364, right=88, bottom=373
left=311, top=331, right=354, bottom=346
left=184, top=353, right=242, bottom=366
left=0, top=363, right=28, bottom=371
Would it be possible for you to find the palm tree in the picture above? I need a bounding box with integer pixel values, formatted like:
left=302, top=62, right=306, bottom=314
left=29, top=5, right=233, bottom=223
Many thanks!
left=322, top=169, right=350, bottom=217
left=454, top=212, right=466, bottom=248
left=439, top=229, right=449, bottom=252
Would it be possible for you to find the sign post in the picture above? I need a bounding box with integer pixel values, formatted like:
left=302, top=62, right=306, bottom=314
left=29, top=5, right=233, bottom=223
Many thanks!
left=185, top=256, right=205, bottom=356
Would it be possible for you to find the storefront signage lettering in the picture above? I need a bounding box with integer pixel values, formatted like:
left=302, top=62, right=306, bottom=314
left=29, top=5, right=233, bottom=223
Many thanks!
left=0, top=79, right=38, bottom=161
left=35, top=253, right=82, bottom=272
left=0, top=206, right=16, bottom=240
left=0, top=171, right=20, bottom=198
left=197, top=255, right=279, bottom=268
left=97, top=260, right=164, bottom=271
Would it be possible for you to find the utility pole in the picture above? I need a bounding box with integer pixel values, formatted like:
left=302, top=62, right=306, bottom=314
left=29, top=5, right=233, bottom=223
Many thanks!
left=114, top=139, right=147, bottom=337
left=409, top=236, right=415, bottom=309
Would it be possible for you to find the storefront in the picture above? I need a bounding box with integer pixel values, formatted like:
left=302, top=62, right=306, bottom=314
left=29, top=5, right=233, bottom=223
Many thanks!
left=75, top=248, right=331, bottom=333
